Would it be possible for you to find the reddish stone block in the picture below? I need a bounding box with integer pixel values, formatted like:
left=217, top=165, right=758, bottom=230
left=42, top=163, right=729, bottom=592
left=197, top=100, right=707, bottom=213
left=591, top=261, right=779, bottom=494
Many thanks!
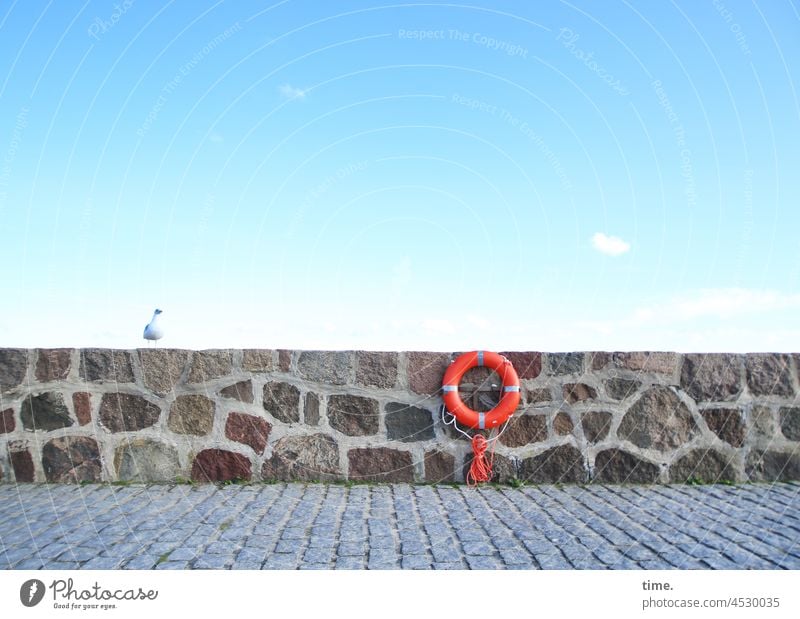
left=563, top=383, right=597, bottom=404
left=589, top=352, right=612, bottom=370
left=680, top=354, right=742, bottom=402
left=407, top=352, right=451, bottom=395
left=72, top=392, right=92, bottom=426
left=498, top=415, right=547, bottom=447
left=42, top=436, right=101, bottom=483
left=0, top=408, right=14, bottom=434
left=348, top=447, right=413, bottom=482
left=500, top=352, right=542, bottom=380
left=191, top=449, right=252, bottom=482
left=356, top=351, right=398, bottom=388
left=553, top=412, right=574, bottom=436
left=745, top=353, right=794, bottom=397
left=11, top=449, right=34, bottom=482
left=278, top=349, right=292, bottom=372
left=225, top=412, right=271, bottom=455
left=424, top=450, right=455, bottom=483
left=35, top=348, right=72, bottom=382
left=702, top=408, right=745, bottom=447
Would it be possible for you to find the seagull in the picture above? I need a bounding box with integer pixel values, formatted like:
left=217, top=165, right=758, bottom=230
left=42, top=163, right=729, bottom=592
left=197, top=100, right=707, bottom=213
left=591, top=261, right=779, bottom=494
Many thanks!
left=143, top=309, right=164, bottom=346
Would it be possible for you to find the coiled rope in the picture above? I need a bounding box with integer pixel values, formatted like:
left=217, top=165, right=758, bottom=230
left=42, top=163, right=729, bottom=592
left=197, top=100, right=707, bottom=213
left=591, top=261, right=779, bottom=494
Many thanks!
left=440, top=403, right=509, bottom=486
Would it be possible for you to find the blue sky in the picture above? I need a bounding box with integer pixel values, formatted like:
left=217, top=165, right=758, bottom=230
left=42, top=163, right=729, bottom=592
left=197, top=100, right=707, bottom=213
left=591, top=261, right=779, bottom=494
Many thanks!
left=1, top=0, right=798, bottom=351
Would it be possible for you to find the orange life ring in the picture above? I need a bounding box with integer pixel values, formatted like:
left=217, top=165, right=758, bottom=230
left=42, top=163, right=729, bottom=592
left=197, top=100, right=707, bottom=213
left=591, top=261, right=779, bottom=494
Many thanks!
left=441, top=350, right=521, bottom=430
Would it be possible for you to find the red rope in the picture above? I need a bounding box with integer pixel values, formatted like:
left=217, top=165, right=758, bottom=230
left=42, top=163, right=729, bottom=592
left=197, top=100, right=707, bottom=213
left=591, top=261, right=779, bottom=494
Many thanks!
left=467, top=434, right=494, bottom=485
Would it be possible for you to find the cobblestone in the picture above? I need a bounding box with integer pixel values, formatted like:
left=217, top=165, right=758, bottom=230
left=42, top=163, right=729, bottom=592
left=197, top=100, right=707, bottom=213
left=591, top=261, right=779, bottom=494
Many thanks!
left=0, top=483, right=797, bottom=570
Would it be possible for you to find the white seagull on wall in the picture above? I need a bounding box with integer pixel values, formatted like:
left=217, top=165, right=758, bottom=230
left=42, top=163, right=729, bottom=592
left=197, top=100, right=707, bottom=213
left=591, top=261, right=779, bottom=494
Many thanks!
left=143, top=309, right=164, bottom=346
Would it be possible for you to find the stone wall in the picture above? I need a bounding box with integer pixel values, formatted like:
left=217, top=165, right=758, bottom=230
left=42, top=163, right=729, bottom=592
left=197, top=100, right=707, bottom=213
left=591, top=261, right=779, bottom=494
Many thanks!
left=0, top=348, right=798, bottom=484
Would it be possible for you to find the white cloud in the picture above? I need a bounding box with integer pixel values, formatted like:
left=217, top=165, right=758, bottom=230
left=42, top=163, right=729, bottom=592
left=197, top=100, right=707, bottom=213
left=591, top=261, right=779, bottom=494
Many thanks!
left=278, top=84, right=306, bottom=100
left=591, top=232, right=630, bottom=256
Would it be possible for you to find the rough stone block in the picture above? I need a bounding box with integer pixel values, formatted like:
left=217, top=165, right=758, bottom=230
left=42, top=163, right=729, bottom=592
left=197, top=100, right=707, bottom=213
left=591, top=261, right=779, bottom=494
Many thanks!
left=0, top=348, right=27, bottom=392
left=750, top=405, right=777, bottom=439
left=463, top=452, right=517, bottom=483
left=21, top=392, right=73, bottom=431
left=72, top=392, right=92, bottom=425
left=187, top=350, right=232, bottom=383
left=498, top=414, right=547, bottom=447
left=519, top=445, right=587, bottom=483
left=745, top=354, right=794, bottom=397
left=589, top=352, right=611, bottom=370
left=79, top=349, right=134, bottom=383
left=604, top=378, right=641, bottom=400
left=42, top=436, right=102, bottom=483
left=424, top=450, right=455, bottom=483
left=553, top=411, right=574, bottom=436
left=581, top=411, right=613, bottom=443
left=304, top=392, right=320, bottom=426
left=115, top=439, right=180, bottom=482
left=547, top=353, right=584, bottom=375
left=701, top=408, right=745, bottom=447
left=348, top=447, right=413, bottom=482
left=407, top=351, right=451, bottom=395
left=168, top=395, right=214, bottom=435
left=385, top=402, right=434, bottom=442
left=618, top=386, right=697, bottom=451
left=0, top=408, right=15, bottom=433
left=680, top=354, right=742, bottom=402
left=669, top=449, right=738, bottom=483
left=137, top=349, right=189, bottom=395
left=297, top=351, right=351, bottom=385
left=241, top=349, right=274, bottom=373
left=225, top=412, right=271, bottom=454
left=355, top=351, right=398, bottom=388
left=593, top=449, right=660, bottom=483
left=219, top=379, right=254, bottom=403
left=263, top=381, right=300, bottom=424
left=99, top=393, right=161, bottom=433
left=746, top=450, right=800, bottom=481
left=191, top=449, right=252, bottom=482
left=563, top=383, right=597, bottom=404
left=499, top=352, right=542, bottom=379
left=261, top=434, right=340, bottom=481
left=525, top=387, right=552, bottom=404
left=779, top=407, right=800, bottom=441
left=10, top=449, right=35, bottom=482
left=278, top=350, right=292, bottom=372
left=35, top=348, right=72, bottom=382
left=613, top=352, right=677, bottom=374
left=328, top=394, right=379, bottom=436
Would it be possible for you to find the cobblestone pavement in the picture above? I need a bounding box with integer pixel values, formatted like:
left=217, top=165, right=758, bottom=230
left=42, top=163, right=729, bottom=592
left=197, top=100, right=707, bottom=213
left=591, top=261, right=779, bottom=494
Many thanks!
left=1, top=483, right=798, bottom=570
